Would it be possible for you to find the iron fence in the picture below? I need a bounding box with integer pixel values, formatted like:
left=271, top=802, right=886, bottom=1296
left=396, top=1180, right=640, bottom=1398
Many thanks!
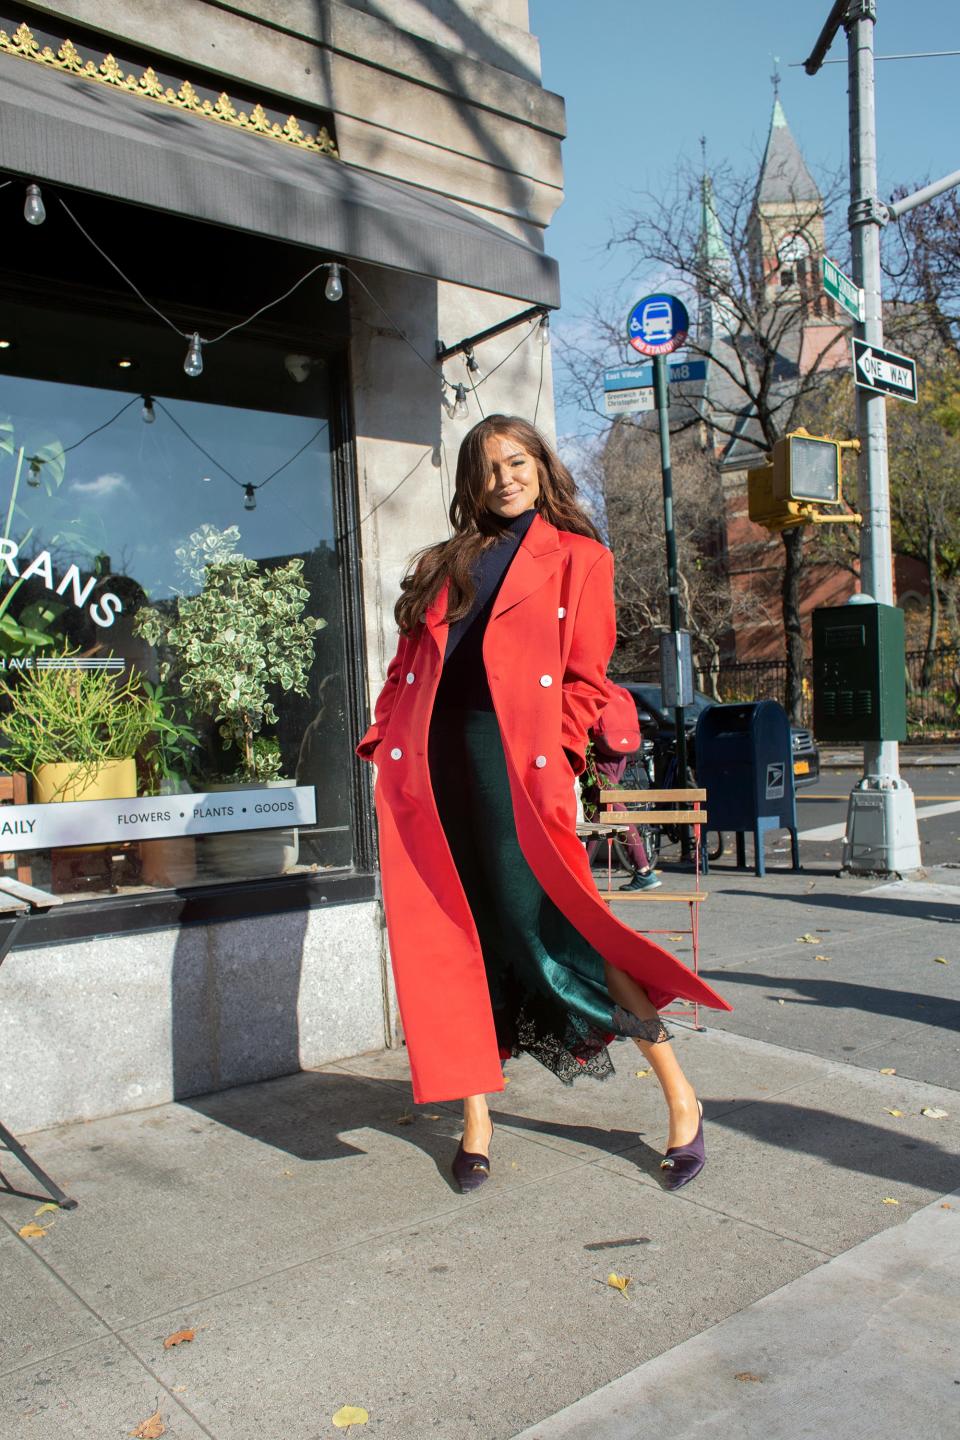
left=629, top=647, right=960, bottom=737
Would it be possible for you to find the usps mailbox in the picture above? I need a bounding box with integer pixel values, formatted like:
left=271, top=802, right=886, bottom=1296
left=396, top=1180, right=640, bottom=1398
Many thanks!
left=695, top=700, right=799, bottom=877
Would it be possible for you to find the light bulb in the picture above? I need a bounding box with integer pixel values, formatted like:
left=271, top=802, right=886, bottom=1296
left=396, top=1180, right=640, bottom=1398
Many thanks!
left=243, top=484, right=257, bottom=511
left=24, top=184, right=46, bottom=226
left=454, top=383, right=469, bottom=419
left=183, top=333, right=204, bottom=378
left=141, top=396, right=156, bottom=423
left=27, top=459, right=42, bottom=488
left=324, top=263, right=343, bottom=302
left=540, top=313, right=550, bottom=345
left=464, top=348, right=480, bottom=373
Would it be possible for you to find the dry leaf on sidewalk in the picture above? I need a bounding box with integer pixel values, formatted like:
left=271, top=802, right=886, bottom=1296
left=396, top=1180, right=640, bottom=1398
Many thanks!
left=607, top=1272, right=632, bottom=1297
left=634, top=1068, right=652, bottom=1078
left=395, top=1113, right=414, bottom=1126
left=814, top=954, right=831, bottom=963
left=882, top=1197, right=900, bottom=1206
left=129, top=1411, right=165, bottom=1439
left=162, top=1329, right=195, bottom=1349
left=34, top=1203, right=58, bottom=1216
left=332, top=1405, right=369, bottom=1428
left=879, top=1067, right=897, bottom=1075
left=933, top=957, right=948, bottom=964
left=734, top=1372, right=763, bottom=1383
left=18, top=1222, right=46, bottom=1239
left=796, top=933, right=819, bottom=943
left=921, top=1107, right=949, bottom=1119
left=883, top=1109, right=903, bottom=1118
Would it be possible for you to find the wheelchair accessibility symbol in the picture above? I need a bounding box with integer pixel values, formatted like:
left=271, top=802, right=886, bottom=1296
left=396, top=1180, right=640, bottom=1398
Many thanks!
left=627, top=293, right=690, bottom=357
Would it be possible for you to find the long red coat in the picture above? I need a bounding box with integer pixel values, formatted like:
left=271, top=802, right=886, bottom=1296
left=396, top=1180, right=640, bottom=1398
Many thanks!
left=357, top=513, right=730, bottom=1102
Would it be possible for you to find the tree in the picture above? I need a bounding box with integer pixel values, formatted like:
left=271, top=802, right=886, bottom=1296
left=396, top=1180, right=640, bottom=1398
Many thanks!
left=557, top=156, right=850, bottom=721
left=885, top=186, right=960, bottom=362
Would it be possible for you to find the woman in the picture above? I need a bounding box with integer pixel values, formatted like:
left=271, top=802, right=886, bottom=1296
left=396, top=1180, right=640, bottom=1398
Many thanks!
left=582, top=685, right=660, bottom=892
left=356, top=415, right=730, bottom=1193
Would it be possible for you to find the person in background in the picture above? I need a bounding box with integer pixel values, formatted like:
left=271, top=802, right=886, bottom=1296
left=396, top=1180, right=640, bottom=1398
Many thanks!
left=581, top=683, right=661, bottom=891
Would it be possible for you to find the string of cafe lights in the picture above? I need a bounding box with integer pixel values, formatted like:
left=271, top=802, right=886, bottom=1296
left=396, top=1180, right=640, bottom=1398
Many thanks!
left=11, top=178, right=551, bottom=506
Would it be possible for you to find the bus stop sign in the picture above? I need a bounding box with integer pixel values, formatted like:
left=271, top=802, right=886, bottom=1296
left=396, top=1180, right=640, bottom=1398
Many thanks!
left=627, top=294, right=690, bottom=357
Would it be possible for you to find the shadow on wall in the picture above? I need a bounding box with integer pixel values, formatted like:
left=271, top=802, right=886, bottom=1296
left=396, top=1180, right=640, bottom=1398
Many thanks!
left=171, top=907, right=308, bottom=1102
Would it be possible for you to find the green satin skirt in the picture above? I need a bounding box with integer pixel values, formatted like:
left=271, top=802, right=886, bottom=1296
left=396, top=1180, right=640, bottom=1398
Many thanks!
left=429, top=708, right=656, bottom=1083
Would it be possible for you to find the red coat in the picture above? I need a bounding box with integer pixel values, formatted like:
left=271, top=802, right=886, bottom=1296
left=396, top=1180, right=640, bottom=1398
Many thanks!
left=357, top=514, right=730, bottom=1102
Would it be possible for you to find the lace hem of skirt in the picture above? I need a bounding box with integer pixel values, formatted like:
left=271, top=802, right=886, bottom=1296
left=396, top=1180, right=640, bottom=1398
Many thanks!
left=611, top=1005, right=671, bottom=1044
left=508, top=1006, right=616, bottom=1085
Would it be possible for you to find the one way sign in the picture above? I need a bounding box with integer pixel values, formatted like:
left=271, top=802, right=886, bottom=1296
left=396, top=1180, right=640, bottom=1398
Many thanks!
left=852, top=338, right=917, bottom=403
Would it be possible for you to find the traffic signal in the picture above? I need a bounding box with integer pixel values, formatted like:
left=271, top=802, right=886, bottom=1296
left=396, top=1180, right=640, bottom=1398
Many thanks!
left=747, top=428, right=861, bottom=531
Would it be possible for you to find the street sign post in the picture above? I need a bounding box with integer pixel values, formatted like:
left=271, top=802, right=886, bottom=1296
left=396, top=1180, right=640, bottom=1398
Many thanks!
left=602, top=388, right=655, bottom=417
left=626, top=294, right=690, bottom=357
left=822, top=255, right=864, bottom=322
left=604, top=359, right=707, bottom=390
left=851, top=338, right=917, bottom=403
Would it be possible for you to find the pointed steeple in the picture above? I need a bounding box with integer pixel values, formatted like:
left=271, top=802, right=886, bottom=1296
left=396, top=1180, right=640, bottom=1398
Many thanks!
left=698, top=172, right=735, bottom=344
left=756, top=98, right=820, bottom=205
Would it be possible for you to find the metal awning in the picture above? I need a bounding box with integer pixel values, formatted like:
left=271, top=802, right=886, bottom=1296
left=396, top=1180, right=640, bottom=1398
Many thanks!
left=0, top=53, right=560, bottom=308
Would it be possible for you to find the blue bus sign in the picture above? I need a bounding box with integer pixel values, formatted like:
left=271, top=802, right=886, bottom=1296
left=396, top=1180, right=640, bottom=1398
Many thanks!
left=627, top=294, right=690, bottom=357
left=604, top=358, right=707, bottom=391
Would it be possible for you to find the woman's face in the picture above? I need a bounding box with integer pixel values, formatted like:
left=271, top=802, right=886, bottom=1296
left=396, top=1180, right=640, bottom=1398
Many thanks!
left=482, top=432, right=541, bottom=519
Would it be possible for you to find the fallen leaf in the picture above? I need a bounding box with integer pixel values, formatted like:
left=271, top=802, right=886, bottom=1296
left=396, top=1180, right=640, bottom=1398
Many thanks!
left=395, top=1112, right=414, bottom=1126
left=933, top=956, right=948, bottom=964
left=172, top=1386, right=187, bottom=1394
left=883, top=1109, right=903, bottom=1118
left=332, top=1405, right=369, bottom=1429
left=34, top=1203, right=59, bottom=1216
left=424, top=1113, right=442, bottom=1120
left=607, top=1272, right=632, bottom=1296
left=941, top=1203, right=953, bottom=1210
left=634, top=1068, right=652, bottom=1078
left=814, top=954, right=831, bottom=963
left=18, top=1222, right=46, bottom=1239
left=162, top=1329, right=195, bottom=1349
left=921, top=1107, right=949, bottom=1119
left=796, top=933, right=819, bottom=944
left=665, top=933, right=684, bottom=941
left=776, top=998, right=786, bottom=1005
left=734, top=1372, right=763, bottom=1383
left=882, top=1197, right=899, bottom=1206
left=503, top=1076, right=511, bottom=1085
left=879, top=1067, right=897, bottom=1075
left=129, top=1411, right=165, bottom=1439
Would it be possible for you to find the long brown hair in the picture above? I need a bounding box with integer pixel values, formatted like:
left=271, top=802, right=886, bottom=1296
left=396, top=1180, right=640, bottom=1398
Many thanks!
left=395, top=415, right=601, bottom=633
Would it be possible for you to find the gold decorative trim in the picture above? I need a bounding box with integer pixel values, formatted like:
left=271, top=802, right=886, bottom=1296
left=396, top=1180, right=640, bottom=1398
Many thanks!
left=0, top=21, right=339, bottom=158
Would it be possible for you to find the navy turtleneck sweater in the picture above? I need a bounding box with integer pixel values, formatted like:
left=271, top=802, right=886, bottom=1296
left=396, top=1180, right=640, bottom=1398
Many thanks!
left=434, top=507, right=536, bottom=711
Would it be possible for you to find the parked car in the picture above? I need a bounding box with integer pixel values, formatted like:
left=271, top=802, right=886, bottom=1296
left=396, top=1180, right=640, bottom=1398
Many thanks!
left=619, top=682, right=821, bottom=789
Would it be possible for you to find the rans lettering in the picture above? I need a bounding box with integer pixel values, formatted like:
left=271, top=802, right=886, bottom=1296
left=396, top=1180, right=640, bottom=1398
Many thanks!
left=0, top=540, right=122, bottom=628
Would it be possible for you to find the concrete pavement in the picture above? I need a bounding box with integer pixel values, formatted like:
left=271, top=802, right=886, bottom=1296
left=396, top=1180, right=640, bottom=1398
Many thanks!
left=1, top=862, right=958, bottom=1438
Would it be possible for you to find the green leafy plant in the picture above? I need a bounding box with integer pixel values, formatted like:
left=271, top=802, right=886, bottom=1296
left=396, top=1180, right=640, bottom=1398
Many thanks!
left=134, top=526, right=325, bottom=783
left=0, top=657, right=160, bottom=792
left=137, top=680, right=201, bottom=795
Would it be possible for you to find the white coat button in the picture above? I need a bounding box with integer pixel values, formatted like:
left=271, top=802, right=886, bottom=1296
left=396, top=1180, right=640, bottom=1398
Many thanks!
left=390, top=747, right=403, bottom=760
left=558, top=607, right=566, bottom=619
left=539, top=674, right=553, bottom=687
left=535, top=755, right=547, bottom=768
left=406, top=672, right=415, bottom=684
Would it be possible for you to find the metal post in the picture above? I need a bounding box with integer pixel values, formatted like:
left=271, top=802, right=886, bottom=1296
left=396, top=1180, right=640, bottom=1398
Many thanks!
left=844, top=0, right=921, bottom=871
left=653, top=356, right=690, bottom=846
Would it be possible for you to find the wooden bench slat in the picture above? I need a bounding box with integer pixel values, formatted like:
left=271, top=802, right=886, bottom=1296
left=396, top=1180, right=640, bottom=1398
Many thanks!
left=584, top=812, right=708, bottom=827
left=599, top=788, right=706, bottom=803
left=600, top=892, right=708, bottom=903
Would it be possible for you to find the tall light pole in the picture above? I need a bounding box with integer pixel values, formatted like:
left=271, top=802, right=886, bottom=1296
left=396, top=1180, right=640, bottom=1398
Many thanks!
left=805, top=0, right=921, bottom=872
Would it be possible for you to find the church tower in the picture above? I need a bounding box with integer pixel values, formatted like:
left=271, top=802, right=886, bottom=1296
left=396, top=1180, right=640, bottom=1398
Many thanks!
left=697, top=171, right=738, bottom=346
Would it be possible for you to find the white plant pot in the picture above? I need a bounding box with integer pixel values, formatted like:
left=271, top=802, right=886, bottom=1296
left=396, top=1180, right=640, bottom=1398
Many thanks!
left=204, top=778, right=300, bottom=879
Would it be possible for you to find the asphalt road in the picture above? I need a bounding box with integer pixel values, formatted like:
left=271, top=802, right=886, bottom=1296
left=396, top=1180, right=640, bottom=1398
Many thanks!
left=792, top=763, right=960, bottom=870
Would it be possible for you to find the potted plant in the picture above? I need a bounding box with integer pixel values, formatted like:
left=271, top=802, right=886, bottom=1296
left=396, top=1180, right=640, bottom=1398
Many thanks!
left=134, top=525, right=325, bottom=875
left=0, top=657, right=160, bottom=803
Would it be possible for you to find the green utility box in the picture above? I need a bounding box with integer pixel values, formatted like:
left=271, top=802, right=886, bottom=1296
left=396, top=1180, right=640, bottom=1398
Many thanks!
left=812, top=601, right=906, bottom=742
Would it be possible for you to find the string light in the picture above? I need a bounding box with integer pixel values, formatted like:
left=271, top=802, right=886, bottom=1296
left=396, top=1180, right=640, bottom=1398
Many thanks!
left=141, top=396, right=156, bottom=423
left=324, top=263, right=343, bottom=302
left=183, top=333, right=204, bottom=378
left=24, top=184, right=45, bottom=226
left=540, top=313, right=550, bottom=345
left=243, top=484, right=257, bottom=511
left=464, top=347, right=480, bottom=373
left=27, top=459, right=42, bottom=487
left=453, top=383, right=469, bottom=419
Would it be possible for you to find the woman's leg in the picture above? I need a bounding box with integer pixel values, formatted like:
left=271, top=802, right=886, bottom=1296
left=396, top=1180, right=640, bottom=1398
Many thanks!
left=462, top=1093, right=493, bottom=1155
left=603, top=961, right=700, bottom=1149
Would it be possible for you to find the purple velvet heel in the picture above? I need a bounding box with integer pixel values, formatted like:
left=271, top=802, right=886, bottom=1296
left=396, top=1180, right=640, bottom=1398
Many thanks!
left=452, top=1124, right=493, bottom=1193
left=660, top=1102, right=705, bottom=1190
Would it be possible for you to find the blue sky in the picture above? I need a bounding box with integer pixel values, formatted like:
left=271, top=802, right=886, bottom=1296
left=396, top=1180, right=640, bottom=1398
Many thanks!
left=528, top=0, right=958, bottom=436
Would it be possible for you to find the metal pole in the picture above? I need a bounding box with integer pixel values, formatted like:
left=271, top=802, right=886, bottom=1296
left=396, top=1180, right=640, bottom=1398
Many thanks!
left=844, top=0, right=921, bottom=871
left=653, top=356, right=690, bottom=844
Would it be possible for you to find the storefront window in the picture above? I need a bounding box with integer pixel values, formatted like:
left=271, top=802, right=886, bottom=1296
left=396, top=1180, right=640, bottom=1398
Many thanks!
left=0, top=196, right=355, bottom=899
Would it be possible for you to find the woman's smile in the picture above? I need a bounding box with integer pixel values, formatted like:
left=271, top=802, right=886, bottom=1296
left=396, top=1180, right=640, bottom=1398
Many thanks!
left=483, top=433, right=541, bottom=518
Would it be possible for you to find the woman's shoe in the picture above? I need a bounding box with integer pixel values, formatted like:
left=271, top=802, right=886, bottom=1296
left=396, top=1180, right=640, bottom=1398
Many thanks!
left=619, top=868, right=661, bottom=892
left=452, top=1123, right=493, bottom=1193
left=660, top=1102, right=705, bottom=1190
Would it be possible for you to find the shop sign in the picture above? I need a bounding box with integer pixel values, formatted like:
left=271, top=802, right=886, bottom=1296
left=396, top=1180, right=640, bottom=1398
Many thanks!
left=0, top=786, right=318, bottom=852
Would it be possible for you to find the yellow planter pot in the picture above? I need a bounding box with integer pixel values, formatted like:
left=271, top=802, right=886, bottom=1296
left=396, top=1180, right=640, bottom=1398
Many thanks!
left=33, top=758, right=137, bottom=804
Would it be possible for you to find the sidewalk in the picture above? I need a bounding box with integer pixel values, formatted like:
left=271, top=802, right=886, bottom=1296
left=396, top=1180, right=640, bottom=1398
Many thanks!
left=822, top=742, right=959, bottom=768
left=2, top=864, right=958, bottom=1439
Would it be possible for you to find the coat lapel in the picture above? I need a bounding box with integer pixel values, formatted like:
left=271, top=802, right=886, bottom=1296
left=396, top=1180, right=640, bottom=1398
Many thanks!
left=425, top=580, right=450, bottom=656
left=490, top=512, right=563, bottom=621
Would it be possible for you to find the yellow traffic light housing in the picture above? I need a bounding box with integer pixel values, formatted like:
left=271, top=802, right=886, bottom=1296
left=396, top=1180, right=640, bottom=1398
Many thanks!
left=748, top=428, right=862, bottom=532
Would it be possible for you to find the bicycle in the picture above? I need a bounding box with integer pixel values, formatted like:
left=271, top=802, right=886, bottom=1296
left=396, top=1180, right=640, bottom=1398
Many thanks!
left=611, top=737, right=724, bottom=867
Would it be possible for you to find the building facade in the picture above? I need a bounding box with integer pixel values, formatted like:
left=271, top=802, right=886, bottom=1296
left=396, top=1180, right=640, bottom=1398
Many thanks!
left=0, top=1, right=565, bottom=1130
